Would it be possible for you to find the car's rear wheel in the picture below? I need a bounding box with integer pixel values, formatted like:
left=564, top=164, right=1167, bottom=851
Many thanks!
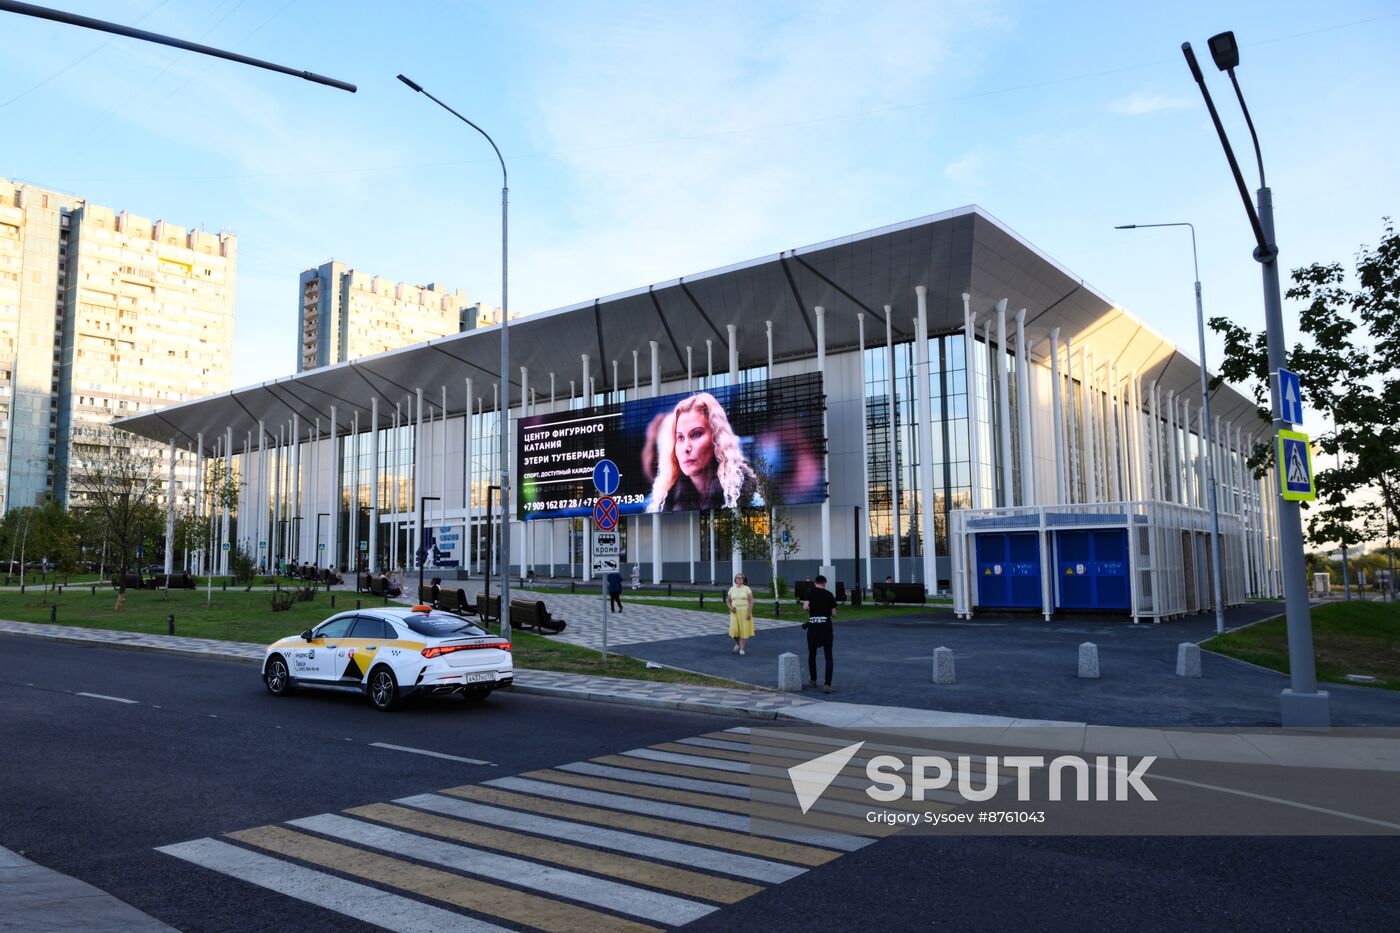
left=463, top=685, right=491, bottom=702
left=368, top=666, right=400, bottom=711
left=264, top=656, right=294, bottom=696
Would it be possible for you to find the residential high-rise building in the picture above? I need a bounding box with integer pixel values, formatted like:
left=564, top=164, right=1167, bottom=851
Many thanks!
left=0, top=178, right=236, bottom=511
left=297, top=261, right=477, bottom=371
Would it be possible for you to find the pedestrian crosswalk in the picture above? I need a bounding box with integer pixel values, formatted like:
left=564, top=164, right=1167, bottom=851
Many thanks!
left=156, top=727, right=953, bottom=931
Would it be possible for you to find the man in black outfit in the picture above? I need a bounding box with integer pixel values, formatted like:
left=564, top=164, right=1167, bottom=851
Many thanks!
left=802, top=574, right=837, bottom=693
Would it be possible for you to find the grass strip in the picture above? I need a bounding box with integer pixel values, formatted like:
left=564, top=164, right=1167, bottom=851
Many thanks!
left=1202, top=600, right=1400, bottom=691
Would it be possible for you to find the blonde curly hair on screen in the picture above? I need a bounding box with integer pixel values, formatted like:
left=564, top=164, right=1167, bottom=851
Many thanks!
left=647, top=391, right=754, bottom=512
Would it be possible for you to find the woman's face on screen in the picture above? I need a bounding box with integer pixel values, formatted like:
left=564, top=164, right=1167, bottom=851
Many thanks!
left=674, top=409, right=715, bottom=481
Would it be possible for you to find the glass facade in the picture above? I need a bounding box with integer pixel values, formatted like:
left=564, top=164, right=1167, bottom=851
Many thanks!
left=863, top=332, right=972, bottom=565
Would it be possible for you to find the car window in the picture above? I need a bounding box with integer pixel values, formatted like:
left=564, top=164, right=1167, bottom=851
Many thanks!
left=404, top=613, right=486, bottom=638
left=315, top=616, right=356, bottom=639
left=349, top=617, right=390, bottom=640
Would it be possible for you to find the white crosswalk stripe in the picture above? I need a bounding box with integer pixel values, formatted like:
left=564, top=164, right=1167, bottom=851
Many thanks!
left=158, top=838, right=507, bottom=933
left=394, top=792, right=807, bottom=883
left=556, top=761, right=751, bottom=797
left=484, top=776, right=753, bottom=832
left=288, top=813, right=715, bottom=925
left=622, top=748, right=750, bottom=771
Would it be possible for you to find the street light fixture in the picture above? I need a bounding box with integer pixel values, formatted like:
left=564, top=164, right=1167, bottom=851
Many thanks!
left=1115, top=222, right=1226, bottom=635
left=397, top=74, right=511, bottom=642
left=418, top=495, right=441, bottom=601
left=1182, top=31, right=1329, bottom=726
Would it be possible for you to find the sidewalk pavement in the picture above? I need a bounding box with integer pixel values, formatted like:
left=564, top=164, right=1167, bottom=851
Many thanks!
left=0, top=846, right=176, bottom=932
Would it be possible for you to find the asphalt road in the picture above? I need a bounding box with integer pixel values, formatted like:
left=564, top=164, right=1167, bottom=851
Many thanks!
left=3, top=636, right=1399, bottom=931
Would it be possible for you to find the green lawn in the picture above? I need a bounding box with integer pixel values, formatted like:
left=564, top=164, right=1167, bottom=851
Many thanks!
left=1203, top=600, right=1400, bottom=690
left=0, top=588, right=750, bottom=690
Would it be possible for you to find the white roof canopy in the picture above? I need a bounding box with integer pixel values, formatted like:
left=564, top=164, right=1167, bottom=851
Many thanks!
left=117, top=205, right=1259, bottom=447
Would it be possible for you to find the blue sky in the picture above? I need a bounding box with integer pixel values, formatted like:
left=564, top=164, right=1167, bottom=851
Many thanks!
left=3, top=0, right=1397, bottom=407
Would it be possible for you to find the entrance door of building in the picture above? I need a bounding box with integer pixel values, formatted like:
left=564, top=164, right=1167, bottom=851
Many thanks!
left=1054, top=529, right=1130, bottom=611
left=974, top=532, right=1042, bottom=609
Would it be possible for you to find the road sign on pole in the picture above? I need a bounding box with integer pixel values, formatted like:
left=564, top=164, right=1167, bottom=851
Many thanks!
left=1274, top=368, right=1304, bottom=425
left=593, top=496, right=619, bottom=531
left=1278, top=430, right=1316, bottom=501
left=591, top=529, right=621, bottom=574
left=592, top=459, right=620, bottom=496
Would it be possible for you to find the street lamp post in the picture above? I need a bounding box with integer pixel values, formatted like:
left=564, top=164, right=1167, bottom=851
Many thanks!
left=315, top=512, right=329, bottom=565
left=398, top=74, right=510, bottom=642
left=418, top=496, right=441, bottom=602
left=1115, top=222, right=1227, bottom=635
left=1182, top=31, right=1329, bottom=726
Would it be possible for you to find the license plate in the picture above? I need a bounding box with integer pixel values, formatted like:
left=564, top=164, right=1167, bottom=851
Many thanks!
left=465, top=672, right=493, bottom=684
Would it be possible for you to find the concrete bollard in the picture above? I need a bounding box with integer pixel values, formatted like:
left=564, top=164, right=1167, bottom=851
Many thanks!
left=778, top=652, right=801, bottom=692
left=933, top=646, right=956, bottom=684
left=1176, top=642, right=1202, bottom=677
left=1078, top=642, right=1100, bottom=679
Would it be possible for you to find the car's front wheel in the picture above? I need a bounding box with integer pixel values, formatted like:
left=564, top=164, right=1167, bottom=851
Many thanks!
left=368, top=666, right=400, bottom=711
left=264, top=656, right=294, bottom=697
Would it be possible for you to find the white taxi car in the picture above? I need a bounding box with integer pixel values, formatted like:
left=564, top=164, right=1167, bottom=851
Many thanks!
left=261, top=605, right=512, bottom=711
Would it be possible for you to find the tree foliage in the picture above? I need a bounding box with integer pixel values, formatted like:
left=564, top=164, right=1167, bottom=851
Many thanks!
left=67, top=429, right=168, bottom=580
left=1210, top=219, right=1400, bottom=550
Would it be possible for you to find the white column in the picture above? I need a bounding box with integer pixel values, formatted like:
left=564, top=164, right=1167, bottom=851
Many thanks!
left=766, top=321, right=777, bottom=589
left=727, top=324, right=741, bottom=579
left=390, top=404, right=399, bottom=573
left=580, top=356, right=590, bottom=583
left=291, top=414, right=302, bottom=561
left=962, top=295, right=983, bottom=510
left=1129, top=372, right=1145, bottom=501
left=706, top=339, right=716, bottom=584
left=165, top=439, right=176, bottom=576
left=650, top=341, right=661, bottom=584
left=914, top=287, right=936, bottom=590
left=218, top=425, right=229, bottom=571
left=859, top=312, right=874, bottom=586
left=887, top=308, right=901, bottom=582
left=414, top=389, right=424, bottom=575
left=194, top=432, right=204, bottom=575
left=465, top=379, right=473, bottom=576
left=815, top=306, right=832, bottom=579
left=326, top=410, right=337, bottom=573
left=686, top=346, right=695, bottom=584
left=1107, top=365, right=1121, bottom=502
left=1050, top=328, right=1065, bottom=503
left=1064, top=337, right=1079, bottom=502
left=368, top=399, right=378, bottom=573
left=1014, top=306, right=1032, bottom=506
left=1080, top=347, right=1096, bottom=504
left=996, top=299, right=1013, bottom=508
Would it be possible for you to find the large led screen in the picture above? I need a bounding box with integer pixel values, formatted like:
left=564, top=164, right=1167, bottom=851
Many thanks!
left=518, top=372, right=826, bottom=519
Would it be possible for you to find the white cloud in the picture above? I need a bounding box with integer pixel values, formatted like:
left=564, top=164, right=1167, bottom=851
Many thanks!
left=944, top=147, right=988, bottom=187
left=1108, top=91, right=1193, bottom=116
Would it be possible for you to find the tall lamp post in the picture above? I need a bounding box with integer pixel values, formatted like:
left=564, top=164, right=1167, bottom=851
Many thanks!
left=418, top=496, right=441, bottom=602
left=1182, top=31, right=1329, bottom=726
left=315, top=512, right=329, bottom=565
left=398, top=74, right=511, bottom=641
left=1116, top=222, right=1227, bottom=635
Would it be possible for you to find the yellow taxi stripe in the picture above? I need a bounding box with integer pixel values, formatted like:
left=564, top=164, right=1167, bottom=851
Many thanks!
left=227, top=825, right=657, bottom=933
left=347, top=803, right=762, bottom=905
left=440, top=786, right=839, bottom=866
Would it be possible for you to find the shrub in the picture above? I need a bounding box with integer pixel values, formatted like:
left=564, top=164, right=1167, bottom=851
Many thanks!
left=774, top=577, right=790, bottom=599
left=269, top=590, right=296, bottom=612
left=295, top=586, right=317, bottom=603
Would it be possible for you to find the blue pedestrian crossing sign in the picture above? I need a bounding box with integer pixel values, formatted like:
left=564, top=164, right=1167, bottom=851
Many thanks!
left=1275, top=368, right=1304, bottom=425
left=1277, top=429, right=1316, bottom=501
left=593, top=459, right=620, bottom=496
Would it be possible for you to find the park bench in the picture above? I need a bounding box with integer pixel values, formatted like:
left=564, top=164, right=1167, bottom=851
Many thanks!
left=112, top=573, right=143, bottom=591
left=150, top=572, right=196, bottom=589
left=417, top=585, right=473, bottom=614
left=476, top=593, right=500, bottom=624
left=871, top=581, right=926, bottom=604
left=509, top=597, right=566, bottom=634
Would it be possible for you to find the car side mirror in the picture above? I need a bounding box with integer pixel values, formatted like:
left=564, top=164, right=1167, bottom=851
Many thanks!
left=301, top=630, right=314, bottom=641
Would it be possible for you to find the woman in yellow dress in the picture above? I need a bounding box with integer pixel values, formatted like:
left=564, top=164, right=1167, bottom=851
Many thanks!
left=726, top=573, right=755, bottom=655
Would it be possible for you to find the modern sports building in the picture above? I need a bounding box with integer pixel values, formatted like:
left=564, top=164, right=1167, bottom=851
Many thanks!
left=118, top=206, right=1282, bottom=620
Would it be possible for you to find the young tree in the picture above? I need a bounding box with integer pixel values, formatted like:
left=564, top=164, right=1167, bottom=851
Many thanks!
left=711, top=453, right=800, bottom=596
left=67, top=429, right=169, bottom=605
left=1210, top=219, right=1400, bottom=553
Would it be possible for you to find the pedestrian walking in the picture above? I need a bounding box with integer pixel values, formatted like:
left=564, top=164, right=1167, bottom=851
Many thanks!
left=606, top=570, right=624, bottom=612
left=726, top=573, right=754, bottom=655
left=802, top=574, right=837, bottom=692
